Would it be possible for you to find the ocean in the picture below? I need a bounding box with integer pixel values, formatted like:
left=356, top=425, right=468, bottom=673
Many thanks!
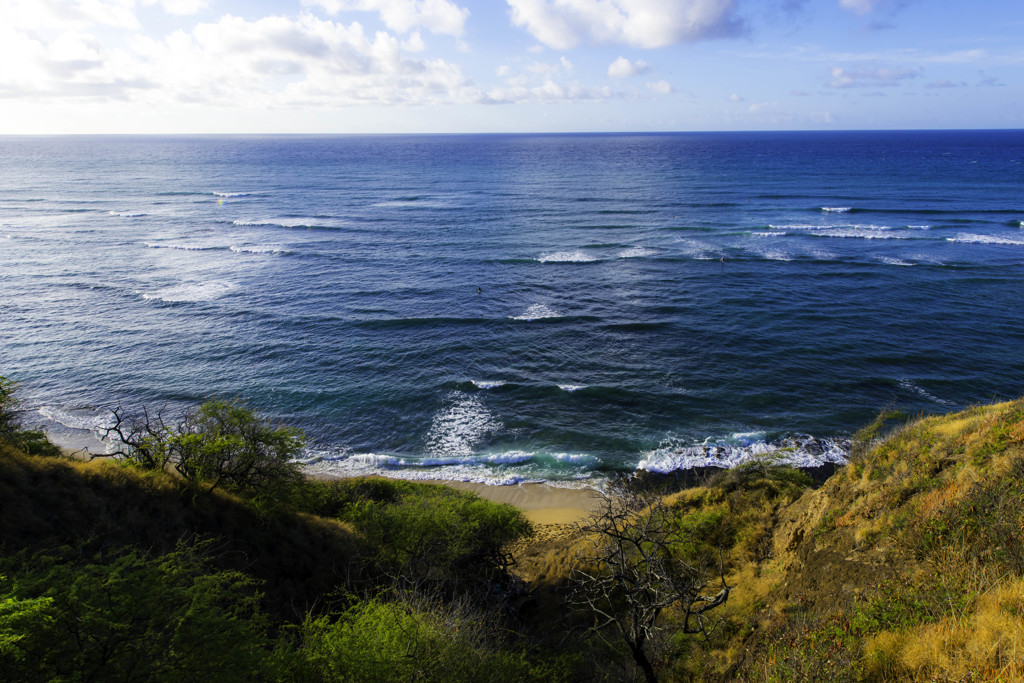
left=2, top=131, right=1023, bottom=485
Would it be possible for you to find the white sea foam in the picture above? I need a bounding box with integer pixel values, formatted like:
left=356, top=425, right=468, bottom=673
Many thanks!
left=424, top=392, right=501, bottom=458
left=472, top=380, right=506, bottom=389
left=213, top=191, right=253, bottom=198
left=558, top=384, right=586, bottom=392
left=618, top=247, right=657, bottom=259
left=550, top=452, right=597, bottom=465
left=876, top=256, right=915, bottom=266
left=141, top=280, right=235, bottom=303
left=752, top=231, right=786, bottom=237
left=806, top=229, right=909, bottom=240
left=38, top=405, right=108, bottom=433
left=511, top=304, right=562, bottom=321
left=229, top=244, right=288, bottom=254
left=898, top=378, right=955, bottom=406
left=637, top=434, right=850, bottom=473
left=144, top=241, right=222, bottom=251
left=906, top=225, right=932, bottom=230
left=537, top=250, right=599, bottom=263
left=108, top=210, right=146, bottom=218
left=480, top=451, right=534, bottom=465
left=233, top=218, right=329, bottom=228
left=946, top=233, right=1024, bottom=246
left=821, top=206, right=852, bottom=213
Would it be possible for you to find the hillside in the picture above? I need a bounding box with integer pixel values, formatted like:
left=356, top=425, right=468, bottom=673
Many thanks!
left=2, top=380, right=1023, bottom=680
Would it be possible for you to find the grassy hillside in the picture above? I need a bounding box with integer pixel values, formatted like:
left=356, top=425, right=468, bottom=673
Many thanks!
left=3, top=375, right=1023, bottom=680
left=510, top=400, right=1024, bottom=681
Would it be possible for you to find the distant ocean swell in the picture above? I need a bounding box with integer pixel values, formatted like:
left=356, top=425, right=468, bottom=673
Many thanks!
left=3, top=132, right=1023, bottom=486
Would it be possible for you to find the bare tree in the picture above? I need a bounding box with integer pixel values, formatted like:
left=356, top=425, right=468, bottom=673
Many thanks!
left=570, top=484, right=729, bottom=683
left=101, top=400, right=304, bottom=496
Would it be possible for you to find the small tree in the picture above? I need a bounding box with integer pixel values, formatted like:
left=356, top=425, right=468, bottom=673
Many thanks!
left=103, top=399, right=305, bottom=496
left=570, top=484, right=729, bottom=683
left=0, top=375, right=61, bottom=458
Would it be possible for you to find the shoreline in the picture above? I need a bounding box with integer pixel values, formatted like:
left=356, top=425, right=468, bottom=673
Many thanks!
left=310, top=471, right=605, bottom=525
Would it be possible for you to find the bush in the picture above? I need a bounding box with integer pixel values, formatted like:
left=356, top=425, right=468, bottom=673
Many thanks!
left=105, top=399, right=304, bottom=497
left=0, top=376, right=61, bottom=458
left=299, top=477, right=532, bottom=587
left=296, top=594, right=557, bottom=683
left=0, top=542, right=272, bottom=682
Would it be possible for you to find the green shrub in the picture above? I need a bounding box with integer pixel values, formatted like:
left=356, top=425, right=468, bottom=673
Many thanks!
left=303, top=478, right=532, bottom=585
left=296, top=595, right=556, bottom=683
left=105, top=399, right=304, bottom=497
left=0, top=541, right=272, bottom=682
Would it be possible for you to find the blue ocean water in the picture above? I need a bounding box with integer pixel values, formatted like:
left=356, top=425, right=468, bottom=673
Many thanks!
left=2, top=131, right=1023, bottom=485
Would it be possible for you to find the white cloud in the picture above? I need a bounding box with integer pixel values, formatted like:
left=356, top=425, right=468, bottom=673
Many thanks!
left=0, top=0, right=140, bottom=31
left=143, top=0, right=209, bottom=15
left=303, top=0, right=469, bottom=36
left=607, top=56, right=650, bottom=79
left=506, top=0, right=743, bottom=50
left=728, top=92, right=743, bottom=101
left=838, top=0, right=882, bottom=15
left=0, top=13, right=482, bottom=107
left=827, top=65, right=918, bottom=88
left=925, top=79, right=965, bottom=89
left=646, top=80, right=671, bottom=94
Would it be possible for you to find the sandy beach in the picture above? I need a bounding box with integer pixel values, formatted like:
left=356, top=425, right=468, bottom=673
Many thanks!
left=444, top=481, right=604, bottom=525
left=310, top=471, right=603, bottom=525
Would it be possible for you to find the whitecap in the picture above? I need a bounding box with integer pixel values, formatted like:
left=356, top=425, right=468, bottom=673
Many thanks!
left=876, top=256, right=915, bottom=266
left=752, top=231, right=786, bottom=237
left=617, top=247, right=656, bottom=259
left=108, top=210, right=146, bottom=218
left=472, top=380, right=506, bottom=389
left=898, top=378, right=955, bottom=406
left=906, top=225, right=931, bottom=230
left=423, top=392, right=501, bottom=458
left=511, top=304, right=562, bottom=321
left=537, top=250, right=599, bottom=263
left=557, top=384, right=586, bottom=392
left=946, top=233, right=1024, bottom=246
left=821, top=206, right=852, bottom=213
left=229, top=244, right=288, bottom=255
left=213, top=191, right=253, bottom=198
left=233, top=218, right=327, bottom=228
left=637, top=434, right=850, bottom=473
left=479, top=451, right=534, bottom=465
left=550, top=452, right=597, bottom=465
left=141, top=280, right=235, bottom=303
left=806, top=229, right=909, bottom=240
left=144, top=241, right=222, bottom=251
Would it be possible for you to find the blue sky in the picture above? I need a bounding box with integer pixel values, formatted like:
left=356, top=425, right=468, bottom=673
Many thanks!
left=1, top=0, right=1021, bottom=133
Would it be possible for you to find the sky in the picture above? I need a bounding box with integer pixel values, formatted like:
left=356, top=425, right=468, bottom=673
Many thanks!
left=1, top=0, right=1022, bottom=134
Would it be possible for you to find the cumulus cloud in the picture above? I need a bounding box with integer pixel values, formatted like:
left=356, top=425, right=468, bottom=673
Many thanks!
left=143, top=0, right=209, bottom=15
left=827, top=65, right=918, bottom=88
left=506, top=0, right=744, bottom=50
left=0, top=13, right=482, bottom=107
left=646, top=80, right=672, bottom=94
left=0, top=0, right=141, bottom=30
left=303, top=0, right=469, bottom=36
left=728, top=92, right=743, bottom=101
left=606, top=56, right=650, bottom=79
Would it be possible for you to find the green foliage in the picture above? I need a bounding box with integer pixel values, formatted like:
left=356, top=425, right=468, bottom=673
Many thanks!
left=0, top=542, right=272, bottom=683
left=106, top=399, right=305, bottom=497
left=294, top=594, right=567, bottom=683
left=300, top=477, right=532, bottom=584
left=0, top=375, right=61, bottom=458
